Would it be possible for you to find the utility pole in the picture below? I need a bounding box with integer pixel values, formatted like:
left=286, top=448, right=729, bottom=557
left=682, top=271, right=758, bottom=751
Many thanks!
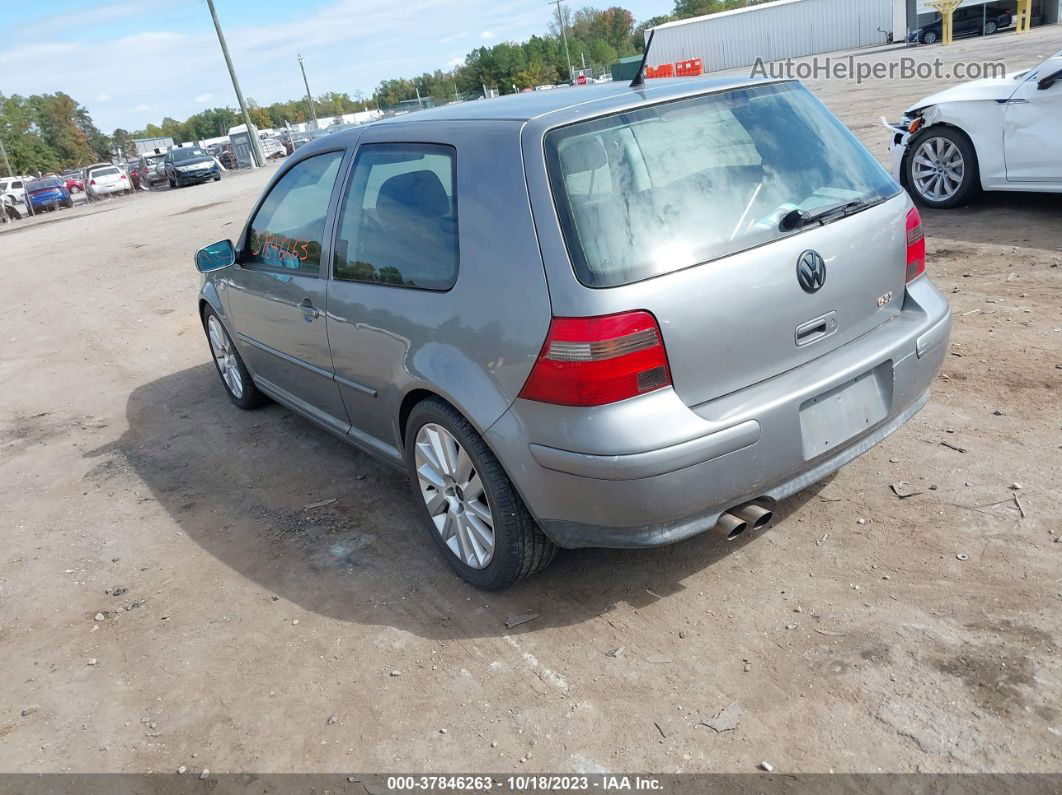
left=548, top=0, right=574, bottom=82
left=206, top=0, right=264, bottom=168
left=298, top=53, right=319, bottom=130
left=0, top=134, right=12, bottom=178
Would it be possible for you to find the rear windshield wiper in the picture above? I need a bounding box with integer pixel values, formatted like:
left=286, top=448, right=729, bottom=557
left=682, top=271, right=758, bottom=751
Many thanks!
left=780, top=198, right=882, bottom=230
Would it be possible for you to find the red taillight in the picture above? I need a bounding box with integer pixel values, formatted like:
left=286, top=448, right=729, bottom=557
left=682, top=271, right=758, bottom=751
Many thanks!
left=905, top=207, right=926, bottom=283
left=519, top=311, right=672, bottom=407
left=89, top=179, right=96, bottom=185
left=119, top=174, right=127, bottom=180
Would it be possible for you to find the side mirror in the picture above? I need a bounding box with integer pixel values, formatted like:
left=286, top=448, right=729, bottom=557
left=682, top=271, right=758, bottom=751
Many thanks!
left=195, top=240, right=236, bottom=272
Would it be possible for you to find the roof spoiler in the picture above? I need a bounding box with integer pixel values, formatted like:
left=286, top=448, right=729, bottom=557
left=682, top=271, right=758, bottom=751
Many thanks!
left=629, top=29, right=655, bottom=89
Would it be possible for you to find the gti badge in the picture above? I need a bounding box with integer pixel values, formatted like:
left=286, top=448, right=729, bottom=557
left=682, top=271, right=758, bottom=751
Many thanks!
left=796, top=250, right=826, bottom=294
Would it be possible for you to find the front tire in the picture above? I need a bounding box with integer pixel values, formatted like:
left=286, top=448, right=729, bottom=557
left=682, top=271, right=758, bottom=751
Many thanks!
left=202, top=307, right=267, bottom=410
left=405, top=398, right=556, bottom=590
left=921, top=29, right=938, bottom=44
left=905, top=126, right=979, bottom=209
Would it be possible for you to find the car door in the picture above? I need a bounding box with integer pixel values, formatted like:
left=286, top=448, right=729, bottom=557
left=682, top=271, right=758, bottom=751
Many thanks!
left=324, top=142, right=462, bottom=459
left=224, top=148, right=351, bottom=433
left=1004, top=57, right=1062, bottom=183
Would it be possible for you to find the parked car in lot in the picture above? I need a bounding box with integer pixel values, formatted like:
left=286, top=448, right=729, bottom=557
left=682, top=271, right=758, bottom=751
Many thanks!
left=885, top=48, right=1062, bottom=208
left=194, top=77, right=950, bottom=588
left=24, top=177, right=73, bottom=214
left=910, top=3, right=1012, bottom=44
left=85, top=163, right=130, bottom=200
left=0, top=176, right=29, bottom=208
left=59, top=169, right=85, bottom=194
left=164, top=146, right=221, bottom=187
left=137, top=152, right=168, bottom=189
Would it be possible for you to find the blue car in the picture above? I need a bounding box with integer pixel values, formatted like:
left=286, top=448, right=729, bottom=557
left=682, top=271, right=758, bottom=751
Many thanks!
left=25, top=177, right=73, bottom=215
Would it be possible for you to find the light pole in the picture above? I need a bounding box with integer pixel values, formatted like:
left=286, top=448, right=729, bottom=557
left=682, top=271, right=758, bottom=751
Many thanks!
left=206, top=0, right=264, bottom=167
left=0, top=134, right=12, bottom=178
left=298, top=53, right=319, bottom=129
left=548, top=0, right=573, bottom=82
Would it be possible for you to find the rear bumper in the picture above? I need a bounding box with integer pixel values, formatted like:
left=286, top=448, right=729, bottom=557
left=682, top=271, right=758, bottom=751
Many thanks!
left=485, top=277, right=951, bottom=549
left=88, top=184, right=124, bottom=196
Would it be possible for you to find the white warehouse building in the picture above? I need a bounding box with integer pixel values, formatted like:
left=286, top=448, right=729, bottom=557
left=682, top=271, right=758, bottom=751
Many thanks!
left=646, top=0, right=904, bottom=73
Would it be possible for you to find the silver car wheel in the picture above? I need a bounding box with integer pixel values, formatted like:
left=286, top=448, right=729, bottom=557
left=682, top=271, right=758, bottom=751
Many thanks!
left=912, top=136, right=965, bottom=203
left=207, top=315, right=244, bottom=400
left=414, top=423, right=495, bottom=569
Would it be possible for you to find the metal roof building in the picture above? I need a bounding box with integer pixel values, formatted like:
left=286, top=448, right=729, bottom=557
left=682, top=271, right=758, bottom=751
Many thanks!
left=646, top=0, right=899, bottom=74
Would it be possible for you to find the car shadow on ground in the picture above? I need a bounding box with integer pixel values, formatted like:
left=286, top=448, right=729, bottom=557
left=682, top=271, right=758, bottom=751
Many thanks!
left=921, top=190, right=1062, bottom=251
left=88, top=363, right=823, bottom=640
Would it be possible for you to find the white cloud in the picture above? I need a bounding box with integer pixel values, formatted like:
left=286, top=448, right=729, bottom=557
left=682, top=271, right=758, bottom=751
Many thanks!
left=3, top=0, right=636, bottom=130
left=96, top=93, right=112, bottom=102
left=440, top=31, right=468, bottom=44
left=446, top=56, right=464, bottom=69
left=12, top=1, right=142, bottom=38
left=194, top=93, right=213, bottom=104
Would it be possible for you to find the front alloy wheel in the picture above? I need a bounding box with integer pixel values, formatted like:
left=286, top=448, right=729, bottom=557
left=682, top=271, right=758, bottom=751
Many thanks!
left=907, top=128, right=979, bottom=208
left=202, top=307, right=267, bottom=409
left=207, top=314, right=244, bottom=400
left=415, top=423, right=495, bottom=569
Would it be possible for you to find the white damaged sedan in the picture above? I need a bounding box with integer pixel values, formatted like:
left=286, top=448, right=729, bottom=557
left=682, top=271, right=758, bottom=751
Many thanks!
left=884, top=49, right=1062, bottom=208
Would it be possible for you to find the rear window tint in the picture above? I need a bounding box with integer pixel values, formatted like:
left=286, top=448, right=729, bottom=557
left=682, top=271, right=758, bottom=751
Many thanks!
left=92, top=167, right=119, bottom=177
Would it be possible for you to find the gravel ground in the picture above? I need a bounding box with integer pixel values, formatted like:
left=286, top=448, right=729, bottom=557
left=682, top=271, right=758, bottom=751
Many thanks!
left=0, top=26, right=1059, bottom=775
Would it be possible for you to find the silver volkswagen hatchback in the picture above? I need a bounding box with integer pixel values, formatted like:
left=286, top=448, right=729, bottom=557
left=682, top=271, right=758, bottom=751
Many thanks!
left=195, top=76, right=951, bottom=589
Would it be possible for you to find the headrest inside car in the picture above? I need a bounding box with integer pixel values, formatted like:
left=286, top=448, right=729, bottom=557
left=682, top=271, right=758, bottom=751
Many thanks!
left=560, top=137, right=607, bottom=174
left=377, top=170, right=450, bottom=226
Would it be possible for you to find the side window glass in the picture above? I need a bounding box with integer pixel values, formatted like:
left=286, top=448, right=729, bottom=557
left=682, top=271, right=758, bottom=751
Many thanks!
left=334, top=144, right=458, bottom=290
left=244, top=150, right=343, bottom=275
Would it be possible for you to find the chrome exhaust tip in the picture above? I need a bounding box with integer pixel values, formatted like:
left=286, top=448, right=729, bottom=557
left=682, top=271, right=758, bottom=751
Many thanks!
left=733, top=503, right=774, bottom=530
left=713, top=512, right=748, bottom=541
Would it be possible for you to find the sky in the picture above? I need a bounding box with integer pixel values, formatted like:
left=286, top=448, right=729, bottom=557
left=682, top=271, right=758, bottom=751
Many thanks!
left=3, top=0, right=670, bottom=133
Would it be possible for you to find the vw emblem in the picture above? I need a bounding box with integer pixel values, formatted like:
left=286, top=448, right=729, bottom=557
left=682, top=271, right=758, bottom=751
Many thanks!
left=797, top=250, right=827, bottom=294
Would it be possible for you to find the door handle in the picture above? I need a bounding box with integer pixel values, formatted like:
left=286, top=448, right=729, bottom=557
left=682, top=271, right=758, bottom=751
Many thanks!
left=300, top=298, right=320, bottom=321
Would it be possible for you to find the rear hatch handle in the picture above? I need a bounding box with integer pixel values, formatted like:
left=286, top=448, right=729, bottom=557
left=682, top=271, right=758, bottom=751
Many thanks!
left=795, top=311, right=838, bottom=348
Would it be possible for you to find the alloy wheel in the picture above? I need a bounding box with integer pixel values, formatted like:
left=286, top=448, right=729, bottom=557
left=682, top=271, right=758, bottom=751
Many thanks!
left=912, top=136, right=965, bottom=203
left=414, top=423, right=495, bottom=569
left=206, top=315, right=244, bottom=399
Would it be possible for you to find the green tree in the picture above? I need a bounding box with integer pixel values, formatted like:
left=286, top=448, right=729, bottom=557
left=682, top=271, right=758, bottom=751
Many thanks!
left=112, top=128, right=136, bottom=159
left=0, top=94, right=60, bottom=174
left=29, top=93, right=98, bottom=166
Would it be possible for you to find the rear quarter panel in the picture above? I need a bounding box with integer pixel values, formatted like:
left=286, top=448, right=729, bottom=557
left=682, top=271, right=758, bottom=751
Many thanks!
left=324, top=120, right=554, bottom=449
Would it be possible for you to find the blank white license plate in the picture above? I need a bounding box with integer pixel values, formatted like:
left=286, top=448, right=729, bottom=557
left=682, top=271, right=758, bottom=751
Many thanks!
left=799, top=364, right=892, bottom=459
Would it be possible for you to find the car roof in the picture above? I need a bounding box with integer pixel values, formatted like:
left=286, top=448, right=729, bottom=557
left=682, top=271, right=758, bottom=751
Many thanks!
left=375, top=76, right=767, bottom=123
left=294, top=76, right=778, bottom=160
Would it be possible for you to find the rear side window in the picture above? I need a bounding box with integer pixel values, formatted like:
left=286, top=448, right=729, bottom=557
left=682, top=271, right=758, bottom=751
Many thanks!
left=333, top=143, right=458, bottom=290
left=244, top=150, right=343, bottom=275
left=545, top=81, right=899, bottom=287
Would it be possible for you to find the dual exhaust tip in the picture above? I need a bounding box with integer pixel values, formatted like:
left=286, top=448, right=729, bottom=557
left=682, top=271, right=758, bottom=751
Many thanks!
left=713, top=502, right=774, bottom=541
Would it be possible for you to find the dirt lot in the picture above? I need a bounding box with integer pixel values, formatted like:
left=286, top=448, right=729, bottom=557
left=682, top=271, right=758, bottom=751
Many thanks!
left=1, top=28, right=1060, bottom=775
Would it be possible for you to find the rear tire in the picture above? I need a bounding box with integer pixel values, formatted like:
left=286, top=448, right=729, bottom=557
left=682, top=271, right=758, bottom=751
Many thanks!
left=905, top=126, right=980, bottom=209
left=404, top=398, right=557, bottom=590
left=984, top=20, right=998, bottom=35
left=201, top=306, right=268, bottom=410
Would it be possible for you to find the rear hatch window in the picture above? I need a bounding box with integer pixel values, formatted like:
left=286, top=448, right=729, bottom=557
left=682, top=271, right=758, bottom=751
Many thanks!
left=545, top=81, right=899, bottom=288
